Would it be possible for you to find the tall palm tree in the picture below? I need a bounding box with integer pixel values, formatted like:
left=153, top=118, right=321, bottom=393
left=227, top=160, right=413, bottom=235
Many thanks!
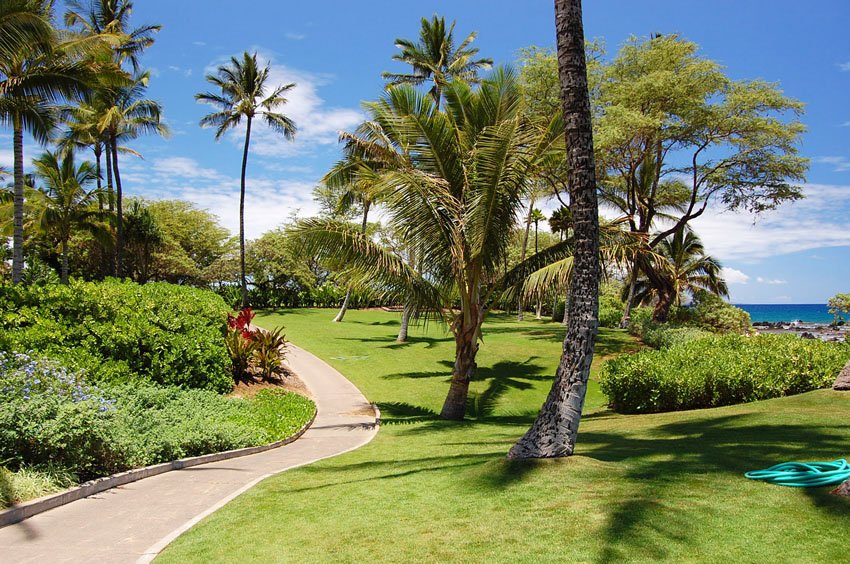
left=508, top=0, right=601, bottom=459
left=0, top=0, right=100, bottom=284
left=631, top=228, right=728, bottom=322
left=30, top=150, right=109, bottom=283
left=297, top=70, right=567, bottom=420
left=382, top=14, right=492, bottom=108
left=196, top=52, right=297, bottom=309
left=98, top=72, right=167, bottom=276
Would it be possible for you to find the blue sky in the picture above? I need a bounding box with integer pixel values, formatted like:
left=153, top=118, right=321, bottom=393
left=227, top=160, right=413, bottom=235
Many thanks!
left=4, top=1, right=849, bottom=303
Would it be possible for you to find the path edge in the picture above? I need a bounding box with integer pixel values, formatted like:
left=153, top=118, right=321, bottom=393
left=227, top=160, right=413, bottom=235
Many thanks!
left=0, top=405, right=318, bottom=529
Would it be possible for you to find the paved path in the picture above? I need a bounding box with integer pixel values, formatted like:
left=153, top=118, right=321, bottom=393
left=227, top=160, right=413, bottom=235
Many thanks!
left=0, top=344, right=378, bottom=563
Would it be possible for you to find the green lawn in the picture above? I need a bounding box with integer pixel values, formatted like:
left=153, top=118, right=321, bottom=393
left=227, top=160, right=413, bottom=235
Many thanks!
left=159, top=309, right=849, bottom=563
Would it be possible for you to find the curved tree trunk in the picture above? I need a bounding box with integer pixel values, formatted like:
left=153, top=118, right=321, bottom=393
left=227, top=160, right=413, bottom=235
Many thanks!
left=11, top=117, right=24, bottom=284
left=333, top=202, right=371, bottom=323
left=619, top=257, right=638, bottom=328
left=111, top=134, right=124, bottom=278
left=239, top=118, right=253, bottom=309
left=509, top=0, right=600, bottom=459
left=396, top=303, right=413, bottom=342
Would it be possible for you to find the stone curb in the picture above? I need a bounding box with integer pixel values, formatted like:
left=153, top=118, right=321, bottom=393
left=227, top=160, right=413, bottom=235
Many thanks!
left=0, top=406, right=318, bottom=529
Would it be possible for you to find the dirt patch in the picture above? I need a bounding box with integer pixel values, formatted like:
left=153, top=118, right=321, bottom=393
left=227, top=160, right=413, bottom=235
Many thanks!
left=345, top=403, right=377, bottom=417
left=228, top=366, right=312, bottom=399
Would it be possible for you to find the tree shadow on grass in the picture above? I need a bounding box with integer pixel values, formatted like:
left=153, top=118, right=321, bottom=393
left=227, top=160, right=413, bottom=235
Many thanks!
left=341, top=335, right=446, bottom=350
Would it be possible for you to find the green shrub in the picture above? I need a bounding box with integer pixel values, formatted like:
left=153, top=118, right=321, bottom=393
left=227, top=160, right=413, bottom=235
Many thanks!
left=600, top=334, right=850, bottom=414
left=0, top=279, right=231, bottom=392
left=685, top=291, right=752, bottom=334
left=0, top=465, right=76, bottom=508
left=641, top=326, right=713, bottom=349
left=0, top=354, right=315, bottom=481
left=599, top=282, right=625, bottom=328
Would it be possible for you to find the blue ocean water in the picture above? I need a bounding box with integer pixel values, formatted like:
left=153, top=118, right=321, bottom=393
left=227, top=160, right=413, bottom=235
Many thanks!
left=734, top=304, right=833, bottom=324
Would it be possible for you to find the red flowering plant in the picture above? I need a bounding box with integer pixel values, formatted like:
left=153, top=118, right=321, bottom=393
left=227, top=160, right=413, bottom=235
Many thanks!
left=224, top=308, right=287, bottom=383
left=227, top=307, right=255, bottom=338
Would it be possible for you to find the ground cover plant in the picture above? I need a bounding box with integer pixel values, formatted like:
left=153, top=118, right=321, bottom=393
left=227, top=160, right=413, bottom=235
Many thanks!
left=600, top=334, right=850, bottom=413
left=158, top=309, right=849, bottom=563
left=0, top=351, right=315, bottom=501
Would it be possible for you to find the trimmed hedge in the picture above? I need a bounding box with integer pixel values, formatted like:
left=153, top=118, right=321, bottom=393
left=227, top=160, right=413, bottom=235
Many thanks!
left=600, top=334, right=850, bottom=414
left=0, top=279, right=231, bottom=392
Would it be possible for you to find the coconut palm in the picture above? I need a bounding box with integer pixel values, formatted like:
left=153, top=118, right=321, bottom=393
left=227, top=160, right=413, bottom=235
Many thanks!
left=382, top=15, right=492, bottom=108
left=196, top=52, right=297, bottom=309
left=64, top=0, right=160, bottom=73
left=631, top=228, right=728, bottom=322
left=97, top=72, right=167, bottom=276
left=509, top=0, right=601, bottom=459
left=0, top=1, right=103, bottom=284
left=297, top=69, right=567, bottom=420
left=30, top=150, right=110, bottom=283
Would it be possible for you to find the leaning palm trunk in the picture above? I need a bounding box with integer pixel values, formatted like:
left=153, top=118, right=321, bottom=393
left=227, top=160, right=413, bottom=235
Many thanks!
left=397, top=302, right=413, bottom=342
left=517, top=202, right=535, bottom=321
left=509, top=0, right=600, bottom=458
left=619, top=257, right=638, bottom=328
left=333, top=202, right=371, bottom=322
left=12, top=117, right=24, bottom=284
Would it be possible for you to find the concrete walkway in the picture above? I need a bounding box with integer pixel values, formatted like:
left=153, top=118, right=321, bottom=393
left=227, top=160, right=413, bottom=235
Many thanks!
left=0, top=344, right=378, bottom=563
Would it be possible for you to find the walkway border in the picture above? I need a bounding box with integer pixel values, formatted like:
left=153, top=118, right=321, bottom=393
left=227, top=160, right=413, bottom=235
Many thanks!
left=0, top=408, right=319, bottom=528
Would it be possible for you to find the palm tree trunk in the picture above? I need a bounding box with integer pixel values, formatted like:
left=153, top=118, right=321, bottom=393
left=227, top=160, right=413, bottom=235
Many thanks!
left=61, top=238, right=69, bottom=284
left=333, top=202, right=370, bottom=323
left=94, top=144, right=103, bottom=211
left=517, top=201, right=535, bottom=321
left=239, top=117, right=253, bottom=309
left=619, top=257, right=638, bottom=328
left=111, top=133, right=124, bottom=278
left=509, top=0, right=600, bottom=459
left=440, top=305, right=483, bottom=420
left=105, top=140, right=114, bottom=212
left=397, top=302, right=413, bottom=342
left=11, top=116, right=24, bottom=284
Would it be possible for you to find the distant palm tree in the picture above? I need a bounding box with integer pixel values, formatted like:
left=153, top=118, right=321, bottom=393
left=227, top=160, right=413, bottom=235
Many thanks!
left=632, top=228, right=728, bottom=322
left=31, top=150, right=109, bottom=283
left=99, top=72, right=168, bottom=276
left=382, top=14, right=492, bottom=108
left=0, top=0, right=99, bottom=284
left=196, top=52, right=297, bottom=308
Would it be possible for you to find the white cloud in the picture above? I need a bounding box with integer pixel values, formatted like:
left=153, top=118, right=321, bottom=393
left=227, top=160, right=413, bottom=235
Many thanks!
left=167, top=65, right=192, bottom=78
left=839, top=62, right=850, bottom=71
left=192, top=41, right=207, bottom=47
left=691, top=183, right=850, bottom=261
left=756, top=277, right=787, bottom=285
left=812, top=156, right=850, bottom=172
left=722, top=267, right=750, bottom=284
left=285, top=32, right=306, bottom=40
left=200, top=52, right=363, bottom=159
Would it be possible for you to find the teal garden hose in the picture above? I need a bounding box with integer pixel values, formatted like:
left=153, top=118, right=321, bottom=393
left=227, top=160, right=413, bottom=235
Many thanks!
left=745, top=459, right=850, bottom=487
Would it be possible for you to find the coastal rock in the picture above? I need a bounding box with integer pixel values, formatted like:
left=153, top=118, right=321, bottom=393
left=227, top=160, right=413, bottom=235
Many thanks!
left=800, top=332, right=815, bottom=340
left=834, top=361, right=850, bottom=391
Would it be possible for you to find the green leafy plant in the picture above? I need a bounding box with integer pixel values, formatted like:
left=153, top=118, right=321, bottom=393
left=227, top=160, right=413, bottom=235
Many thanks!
left=252, top=327, right=287, bottom=382
left=224, top=328, right=257, bottom=383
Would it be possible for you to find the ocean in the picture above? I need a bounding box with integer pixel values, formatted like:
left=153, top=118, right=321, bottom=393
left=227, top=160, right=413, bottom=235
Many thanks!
left=734, top=304, right=834, bottom=324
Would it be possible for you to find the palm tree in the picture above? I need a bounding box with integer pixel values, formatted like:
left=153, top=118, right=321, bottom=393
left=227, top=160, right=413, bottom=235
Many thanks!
left=382, top=14, right=492, bottom=108
left=98, top=72, right=167, bottom=276
left=0, top=0, right=97, bottom=284
left=297, top=69, right=567, bottom=420
left=508, top=0, right=601, bottom=458
left=196, top=52, right=297, bottom=309
left=631, top=228, right=728, bottom=322
left=30, top=150, right=109, bottom=283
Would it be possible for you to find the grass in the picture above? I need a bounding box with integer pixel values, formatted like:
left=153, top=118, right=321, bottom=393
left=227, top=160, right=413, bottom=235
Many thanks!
left=158, top=309, right=850, bottom=563
left=0, top=465, right=76, bottom=508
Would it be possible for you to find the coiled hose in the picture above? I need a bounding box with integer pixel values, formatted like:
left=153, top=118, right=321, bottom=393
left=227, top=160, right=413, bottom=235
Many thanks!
left=745, top=459, right=850, bottom=487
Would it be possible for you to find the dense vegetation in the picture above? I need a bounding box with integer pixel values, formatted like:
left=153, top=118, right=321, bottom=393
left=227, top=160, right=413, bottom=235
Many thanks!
left=0, top=279, right=232, bottom=392
left=601, top=335, right=850, bottom=413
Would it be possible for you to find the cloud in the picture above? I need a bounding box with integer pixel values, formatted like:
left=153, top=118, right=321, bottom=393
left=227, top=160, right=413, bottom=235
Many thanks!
left=193, top=41, right=207, bottom=47
left=722, top=267, right=750, bottom=284
left=285, top=32, right=306, bottom=40
left=839, top=62, right=850, bottom=71
left=200, top=52, right=363, bottom=159
left=756, top=277, right=787, bottom=285
left=812, top=156, right=850, bottom=172
left=167, top=65, right=193, bottom=78
left=691, top=183, right=850, bottom=261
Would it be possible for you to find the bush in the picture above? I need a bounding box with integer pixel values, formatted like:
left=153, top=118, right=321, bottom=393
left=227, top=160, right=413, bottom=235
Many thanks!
left=0, top=353, right=316, bottom=481
left=641, top=326, right=713, bottom=349
left=599, top=282, right=625, bottom=328
left=0, top=279, right=231, bottom=392
left=0, top=465, right=76, bottom=508
left=600, top=334, right=850, bottom=414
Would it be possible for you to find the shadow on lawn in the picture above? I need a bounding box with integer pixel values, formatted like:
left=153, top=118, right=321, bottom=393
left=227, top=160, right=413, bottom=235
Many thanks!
left=575, top=414, right=850, bottom=562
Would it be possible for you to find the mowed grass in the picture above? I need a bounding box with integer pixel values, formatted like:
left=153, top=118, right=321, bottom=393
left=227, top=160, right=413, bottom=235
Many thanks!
left=158, top=309, right=850, bottom=563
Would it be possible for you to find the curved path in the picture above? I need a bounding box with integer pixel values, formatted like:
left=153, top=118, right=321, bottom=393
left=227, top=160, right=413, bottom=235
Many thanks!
left=0, top=344, right=378, bottom=563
